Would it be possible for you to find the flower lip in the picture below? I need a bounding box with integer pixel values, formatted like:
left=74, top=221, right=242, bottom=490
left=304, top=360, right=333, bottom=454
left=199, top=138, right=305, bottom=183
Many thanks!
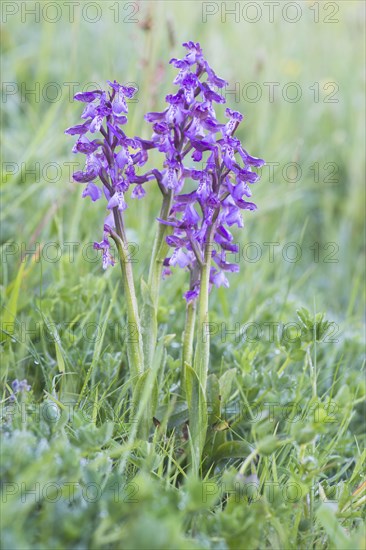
left=184, top=286, right=200, bottom=302
left=72, top=169, right=98, bottom=183
left=74, top=90, right=103, bottom=102
left=225, top=108, right=243, bottom=122
left=64, top=122, right=90, bottom=136
left=82, top=182, right=103, bottom=202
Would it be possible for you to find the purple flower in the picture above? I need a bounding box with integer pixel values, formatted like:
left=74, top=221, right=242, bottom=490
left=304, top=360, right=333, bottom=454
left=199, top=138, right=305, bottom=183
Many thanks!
left=211, top=269, right=229, bottom=288
left=170, top=248, right=194, bottom=268
left=12, top=379, right=23, bottom=392
left=224, top=108, right=243, bottom=136
left=82, top=182, right=103, bottom=202
left=184, top=286, right=200, bottom=303
left=74, top=90, right=104, bottom=103
left=10, top=379, right=31, bottom=401
left=65, top=81, right=152, bottom=268
left=107, top=187, right=127, bottom=211
left=72, top=168, right=98, bottom=183
left=131, top=184, right=146, bottom=199
left=72, top=136, right=101, bottom=154
left=65, top=122, right=90, bottom=136
left=93, top=236, right=115, bottom=270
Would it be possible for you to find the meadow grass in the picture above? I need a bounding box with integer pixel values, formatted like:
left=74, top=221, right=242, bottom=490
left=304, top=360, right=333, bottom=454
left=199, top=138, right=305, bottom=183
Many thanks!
left=1, top=1, right=365, bottom=548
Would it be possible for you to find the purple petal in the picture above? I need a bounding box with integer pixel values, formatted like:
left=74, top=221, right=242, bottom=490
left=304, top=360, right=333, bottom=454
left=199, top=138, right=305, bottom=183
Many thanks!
left=184, top=287, right=200, bottom=302
left=73, top=170, right=97, bottom=183
left=112, top=94, right=128, bottom=116
left=11, top=379, right=20, bottom=392
left=162, top=167, right=179, bottom=190
left=82, top=183, right=103, bottom=202
left=184, top=204, right=201, bottom=225
left=145, top=111, right=167, bottom=123
left=89, top=115, right=104, bottom=133
left=107, top=191, right=127, bottom=211
left=170, top=248, right=191, bottom=268
left=206, top=66, right=228, bottom=88
left=211, top=270, right=230, bottom=288
left=239, top=148, right=265, bottom=168
left=192, top=150, right=202, bottom=162
left=237, top=169, right=260, bottom=184
left=131, top=185, right=146, bottom=199
left=74, top=90, right=102, bottom=103
left=73, top=137, right=100, bottom=154
left=225, top=208, right=244, bottom=227
left=115, top=149, right=130, bottom=169
left=65, top=122, right=90, bottom=136
left=213, top=256, right=239, bottom=272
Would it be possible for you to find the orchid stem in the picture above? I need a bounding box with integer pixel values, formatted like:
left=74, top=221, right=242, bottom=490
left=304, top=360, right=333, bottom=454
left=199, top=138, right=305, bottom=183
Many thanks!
left=193, top=227, right=214, bottom=394
left=143, top=189, right=173, bottom=366
left=182, top=298, right=197, bottom=392
left=112, top=209, right=144, bottom=388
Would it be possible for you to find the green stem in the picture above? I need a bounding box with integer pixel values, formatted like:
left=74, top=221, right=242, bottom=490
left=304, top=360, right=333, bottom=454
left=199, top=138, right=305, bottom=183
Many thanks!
left=193, top=227, right=215, bottom=394
left=112, top=209, right=144, bottom=387
left=181, top=298, right=197, bottom=391
left=142, top=190, right=173, bottom=366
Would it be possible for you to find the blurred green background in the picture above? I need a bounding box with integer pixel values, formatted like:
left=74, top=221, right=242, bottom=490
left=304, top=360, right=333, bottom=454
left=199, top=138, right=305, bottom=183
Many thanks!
left=1, top=0, right=365, bottom=323
left=1, top=2, right=365, bottom=549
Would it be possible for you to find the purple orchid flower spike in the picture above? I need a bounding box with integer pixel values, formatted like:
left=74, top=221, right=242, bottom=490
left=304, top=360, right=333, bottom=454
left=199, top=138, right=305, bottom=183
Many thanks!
left=65, top=80, right=153, bottom=259
left=65, top=81, right=149, bottom=397
left=143, top=41, right=265, bottom=302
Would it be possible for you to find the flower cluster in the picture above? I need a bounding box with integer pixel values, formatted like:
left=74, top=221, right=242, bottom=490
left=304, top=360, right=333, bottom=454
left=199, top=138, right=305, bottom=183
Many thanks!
left=65, top=42, right=264, bottom=300
left=65, top=81, right=152, bottom=269
left=142, top=41, right=265, bottom=301
left=9, top=379, right=31, bottom=402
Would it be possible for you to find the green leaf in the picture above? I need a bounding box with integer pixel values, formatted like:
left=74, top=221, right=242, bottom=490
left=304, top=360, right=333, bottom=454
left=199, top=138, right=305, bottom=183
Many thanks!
left=163, top=333, right=176, bottom=346
left=206, top=374, right=220, bottom=423
left=156, top=401, right=188, bottom=429
left=133, top=369, right=158, bottom=420
left=1, top=262, right=26, bottom=342
left=289, top=348, right=306, bottom=361
left=213, top=441, right=252, bottom=461
left=257, top=435, right=280, bottom=455
left=293, top=426, right=316, bottom=444
left=296, top=307, right=312, bottom=329
left=185, top=364, right=208, bottom=475
left=350, top=449, right=366, bottom=484
left=73, top=422, right=114, bottom=451
left=317, top=504, right=353, bottom=549
left=219, top=368, right=236, bottom=405
left=55, top=340, right=66, bottom=373
left=140, top=277, right=154, bottom=308
left=184, top=476, right=220, bottom=511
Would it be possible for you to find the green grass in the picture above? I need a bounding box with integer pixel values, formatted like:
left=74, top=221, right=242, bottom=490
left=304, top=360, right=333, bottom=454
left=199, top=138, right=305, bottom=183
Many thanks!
left=1, top=1, right=365, bottom=548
